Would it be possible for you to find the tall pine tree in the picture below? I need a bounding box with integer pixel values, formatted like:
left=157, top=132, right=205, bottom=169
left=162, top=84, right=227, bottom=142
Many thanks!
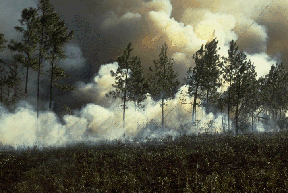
left=8, top=7, right=39, bottom=98
left=35, top=0, right=52, bottom=119
left=185, top=44, right=205, bottom=123
left=35, top=0, right=71, bottom=117
left=44, top=11, right=74, bottom=110
left=106, top=42, right=135, bottom=129
left=148, top=42, right=180, bottom=129
left=0, top=33, right=7, bottom=104
left=223, top=40, right=257, bottom=134
left=199, top=38, right=223, bottom=113
left=5, top=54, right=24, bottom=111
left=259, top=63, right=288, bottom=130
left=223, top=40, right=239, bottom=132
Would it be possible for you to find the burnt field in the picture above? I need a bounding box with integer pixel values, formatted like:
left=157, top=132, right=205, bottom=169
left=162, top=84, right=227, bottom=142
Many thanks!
left=1, top=131, right=288, bottom=192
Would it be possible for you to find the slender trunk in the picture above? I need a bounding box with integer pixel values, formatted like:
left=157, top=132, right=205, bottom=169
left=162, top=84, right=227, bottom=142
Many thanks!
left=123, top=87, right=126, bottom=129
left=134, top=101, right=137, bottom=112
left=221, top=105, right=225, bottom=133
left=25, top=66, right=29, bottom=97
left=0, top=76, right=2, bottom=103
left=7, top=86, right=10, bottom=107
left=123, top=67, right=128, bottom=129
left=251, top=112, right=253, bottom=132
left=206, top=89, right=209, bottom=113
left=235, top=101, right=239, bottom=134
left=235, top=77, right=241, bottom=134
left=162, top=61, right=166, bottom=129
left=280, top=108, right=283, bottom=131
left=49, top=51, right=55, bottom=111
left=162, top=98, right=164, bottom=129
left=0, top=85, right=2, bottom=103
left=37, top=11, right=45, bottom=120
left=37, top=56, right=41, bottom=119
left=228, top=89, right=230, bottom=131
left=193, top=84, right=199, bottom=123
left=13, top=82, right=17, bottom=111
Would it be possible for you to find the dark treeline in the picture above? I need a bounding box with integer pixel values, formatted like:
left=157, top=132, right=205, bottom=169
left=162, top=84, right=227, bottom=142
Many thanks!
left=0, top=0, right=287, bottom=135
left=106, top=39, right=288, bottom=134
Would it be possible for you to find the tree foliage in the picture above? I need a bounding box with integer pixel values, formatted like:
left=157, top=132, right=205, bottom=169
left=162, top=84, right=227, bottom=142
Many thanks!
left=106, top=42, right=149, bottom=128
left=185, top=38, right=223, bottom=123
left=148, top=42, right=180, bottom=128
left=126, top=56, right=149, bottom=111
left=258, top=63, right=288, bottom=130
left=8, top=7, right=39, bottom=97
left=5, top=54, right=25, bottom=111
left=43, top=6, right=74, bottom=110
left=199, top=38, right=223, bottom=109
left=223, top=40, right=258, bottom=133
left=0, top=33, right=7, bottom=104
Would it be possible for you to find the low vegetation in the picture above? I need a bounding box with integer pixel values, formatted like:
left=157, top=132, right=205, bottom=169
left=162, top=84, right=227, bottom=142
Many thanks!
left=1, top=131, right=288, bottom=192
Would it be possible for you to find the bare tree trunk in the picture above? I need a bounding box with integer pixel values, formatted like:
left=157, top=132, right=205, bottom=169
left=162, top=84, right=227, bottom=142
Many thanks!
left=37, top=11, right=45, bottom=120
left=235, top=78, right=241, bottom=134
left=192, top=84, right=199, bottom=123
left=221, top=105, right=225, bottom=133
left=251, top=112, right=253, bottom=132
left=228, top=79, right=231, bottom=132
left=49, top=52, right=55, bottom=111
left=162, top=97, right=164, bottom=129
left=25, top=66, right=29, bottom=97
left=123, top=68, right=128, bottom=129
left=0, top=82, right=2, bottom=103
left=123, top=92, right=126, bottom=129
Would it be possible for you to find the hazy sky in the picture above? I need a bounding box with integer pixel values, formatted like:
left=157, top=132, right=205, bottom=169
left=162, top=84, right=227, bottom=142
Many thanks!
left=0, top=0, right=287, bottom=147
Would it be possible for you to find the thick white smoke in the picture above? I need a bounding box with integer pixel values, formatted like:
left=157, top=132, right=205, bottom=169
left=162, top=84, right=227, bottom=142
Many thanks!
left=0, top=61, right=228, bottom=149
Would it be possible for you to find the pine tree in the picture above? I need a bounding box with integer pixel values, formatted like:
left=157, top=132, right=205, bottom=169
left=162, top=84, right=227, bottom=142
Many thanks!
left=0, top=33, right=7, bottom=51
left=126, top=56, right=149, bottom=111
left=223, top=40, right=257, bottom=134
left=239, top=77, right=261, bottom=132
left=35, top=0, right=47, bottom=119
left=233, top=59, right=257, bottom=133
left=215, top=91, right=228, bottom=133
left=199, top=38, right=223, bottom=113
left=185, top=44, right=205, bottom=123
left=44, top=12, right=74, bottom=111
left=0, top=33, right=7, bottom=104
left=106, top=42, right=134, bottom=129
left=259, top=63, right=288, bottom=130
left=222, top=40, right=236, bottom=131
left=35, top=0, right=60, bottom=118
left=148, top=42, right=180, bottom=129
left=8, top=7, right=39, bottom=98
left=51, top=65, right=75, bottom=91
left=5, top=54, right=24, bottom=111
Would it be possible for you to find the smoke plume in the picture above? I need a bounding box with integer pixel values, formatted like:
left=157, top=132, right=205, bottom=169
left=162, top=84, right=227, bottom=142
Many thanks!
left=0, top=0, right=286, bottom=148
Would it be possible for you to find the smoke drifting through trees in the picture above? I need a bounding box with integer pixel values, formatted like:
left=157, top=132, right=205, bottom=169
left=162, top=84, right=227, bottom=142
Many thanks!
left=0, top=0, right=287, bottom=148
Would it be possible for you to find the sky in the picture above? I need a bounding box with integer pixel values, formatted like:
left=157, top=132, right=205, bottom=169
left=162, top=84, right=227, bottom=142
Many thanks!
left=0, top=0, right=287, bottom=148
